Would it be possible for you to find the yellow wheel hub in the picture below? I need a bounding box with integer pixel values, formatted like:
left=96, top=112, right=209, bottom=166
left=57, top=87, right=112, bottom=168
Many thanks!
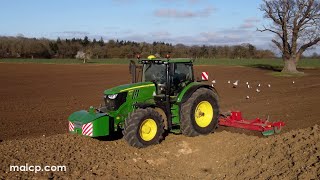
left=195, top=101, right=214, bottom=127
left=140, top=119, right=157, bottom=141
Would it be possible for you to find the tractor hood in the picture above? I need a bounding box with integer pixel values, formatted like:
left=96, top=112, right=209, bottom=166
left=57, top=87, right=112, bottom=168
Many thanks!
left=104, top=82, right=155, bottom=95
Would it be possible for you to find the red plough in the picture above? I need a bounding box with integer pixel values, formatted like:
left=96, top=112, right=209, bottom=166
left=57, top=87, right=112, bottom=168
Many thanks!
left=218, top=111, right=286, bottom=136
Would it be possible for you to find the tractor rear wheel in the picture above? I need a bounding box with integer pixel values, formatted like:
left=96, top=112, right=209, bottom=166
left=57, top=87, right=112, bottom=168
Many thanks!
left=123, top=108, right=164, bottom=148
left=180, top=88, right=219, bottom=136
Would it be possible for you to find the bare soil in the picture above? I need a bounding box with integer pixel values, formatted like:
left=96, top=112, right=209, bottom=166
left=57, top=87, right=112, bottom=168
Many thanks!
left=0, top=63, right=319, bottom=179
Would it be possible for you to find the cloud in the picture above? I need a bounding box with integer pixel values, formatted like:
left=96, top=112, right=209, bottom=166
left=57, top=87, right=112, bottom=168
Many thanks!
left=199, top=32, right=245, bottom=44
left=56, top=31, right=90, bottom=37
left=154, top=7, right=214, bottom=18
left=104, top=26, right=120, bottom=30
left=246, top=17, right=261, bottom=23
left=119, top=34, right=147, bottom=42
left=239, top=23, right=255, bottom=29
left=151, top=31, right=171, bottom=37
left=239, top=18, right=261, bottom=29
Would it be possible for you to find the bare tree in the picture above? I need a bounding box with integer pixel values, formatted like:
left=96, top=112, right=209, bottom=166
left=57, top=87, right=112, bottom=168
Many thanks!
left=259, top=0, right=320, bottom=73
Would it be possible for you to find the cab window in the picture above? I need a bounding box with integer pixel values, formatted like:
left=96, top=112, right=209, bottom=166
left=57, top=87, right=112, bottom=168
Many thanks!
left=173, top=63, right=193, bottom=84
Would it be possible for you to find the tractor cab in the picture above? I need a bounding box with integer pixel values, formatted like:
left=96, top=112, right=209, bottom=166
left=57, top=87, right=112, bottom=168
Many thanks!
left=130, top=55, right=194, bottom=96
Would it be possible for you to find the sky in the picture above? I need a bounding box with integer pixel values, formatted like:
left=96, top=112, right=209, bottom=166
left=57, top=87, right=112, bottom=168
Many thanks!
left=0, top=0, right=282, bottom=50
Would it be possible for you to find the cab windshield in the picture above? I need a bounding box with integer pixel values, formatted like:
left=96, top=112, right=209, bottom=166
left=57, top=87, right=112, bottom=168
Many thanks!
left=142, top=63, right=166, bottom=84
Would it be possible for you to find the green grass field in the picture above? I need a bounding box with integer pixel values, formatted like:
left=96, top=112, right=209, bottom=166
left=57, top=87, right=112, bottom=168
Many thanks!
left=1, top=58, right=319, bottom=69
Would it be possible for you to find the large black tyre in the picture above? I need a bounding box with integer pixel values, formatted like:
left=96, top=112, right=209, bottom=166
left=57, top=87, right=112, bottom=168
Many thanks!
left=180, top=88, right=219, bottom=136
left=123, top=108, right=164, bottom=148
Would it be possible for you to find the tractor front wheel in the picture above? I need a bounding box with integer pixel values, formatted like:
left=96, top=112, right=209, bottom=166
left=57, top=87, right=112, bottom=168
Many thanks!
left=123, top=108, right=164, bottom=148
left=180, top=88, right=219, bottom=136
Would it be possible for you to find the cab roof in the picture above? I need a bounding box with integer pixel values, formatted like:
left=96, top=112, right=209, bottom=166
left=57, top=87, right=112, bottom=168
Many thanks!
left=138, top=58, right=193, bottom=64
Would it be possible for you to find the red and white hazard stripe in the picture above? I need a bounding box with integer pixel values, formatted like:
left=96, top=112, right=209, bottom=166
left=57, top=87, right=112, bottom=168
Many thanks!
left=82, top=122, right=93, bottom=136
left=69, top=121, right=74, bottom=132
left=201, top=72, right=209, bottom=81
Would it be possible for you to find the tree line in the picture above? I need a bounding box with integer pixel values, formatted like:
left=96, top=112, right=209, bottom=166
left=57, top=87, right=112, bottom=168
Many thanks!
left=0, top=36, right=276, bottom=59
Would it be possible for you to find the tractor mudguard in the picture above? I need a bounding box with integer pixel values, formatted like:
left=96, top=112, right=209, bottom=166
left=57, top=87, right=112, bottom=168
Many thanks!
left=68, top=110, right=112, bottom=137
left=177, top=82, right=219, bottom=104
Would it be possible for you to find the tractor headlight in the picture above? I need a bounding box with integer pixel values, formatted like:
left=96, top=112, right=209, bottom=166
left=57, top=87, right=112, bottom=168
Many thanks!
left=108, top=94, right=118, bottom=99
left=104, top=92, right=127, bottom=111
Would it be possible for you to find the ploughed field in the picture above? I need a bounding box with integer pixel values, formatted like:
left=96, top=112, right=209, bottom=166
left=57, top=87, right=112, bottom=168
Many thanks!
left=0, top=63, right=319, bottom=179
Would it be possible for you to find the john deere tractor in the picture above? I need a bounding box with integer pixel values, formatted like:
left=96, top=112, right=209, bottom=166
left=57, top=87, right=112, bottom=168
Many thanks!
left=68, top=55, right=219, bottom=148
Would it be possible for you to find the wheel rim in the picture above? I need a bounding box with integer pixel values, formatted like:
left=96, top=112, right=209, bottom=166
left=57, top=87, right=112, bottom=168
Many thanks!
left=194, top=101, right=213, bottom=127
left=139, top=118, right=157, bottom=141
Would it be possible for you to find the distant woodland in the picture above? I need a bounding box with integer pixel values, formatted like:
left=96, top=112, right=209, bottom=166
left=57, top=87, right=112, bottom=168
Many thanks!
left=0, top=35, right=283, bottom=59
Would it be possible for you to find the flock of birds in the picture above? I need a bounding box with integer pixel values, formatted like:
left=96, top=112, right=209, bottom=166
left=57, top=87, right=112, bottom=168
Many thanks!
left=211, top=79, right=295, bottom=99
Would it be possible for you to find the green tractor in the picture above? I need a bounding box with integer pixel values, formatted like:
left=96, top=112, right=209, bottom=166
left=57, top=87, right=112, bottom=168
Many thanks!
left=68, top=55, right=219, bottom=148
